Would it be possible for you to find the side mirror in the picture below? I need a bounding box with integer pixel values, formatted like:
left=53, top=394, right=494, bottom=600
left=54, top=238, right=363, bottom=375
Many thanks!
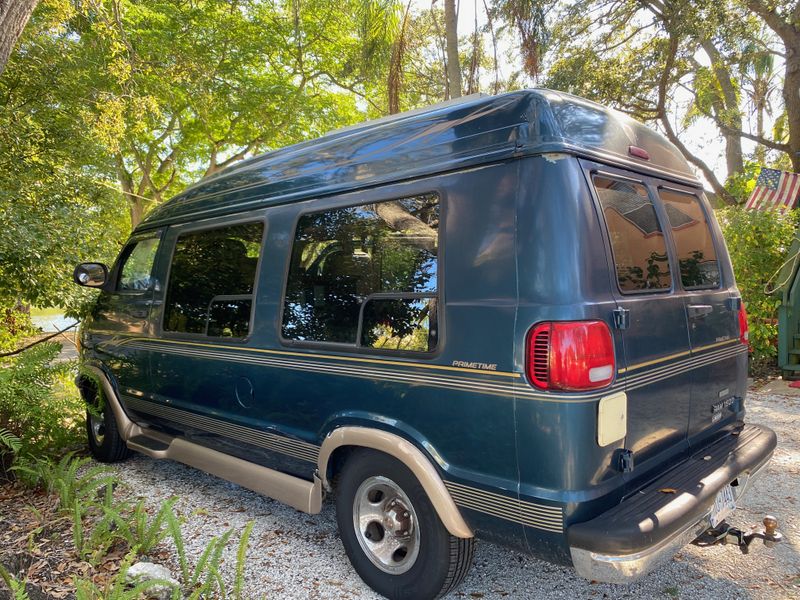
left=73, top=263, right=109, bottom=288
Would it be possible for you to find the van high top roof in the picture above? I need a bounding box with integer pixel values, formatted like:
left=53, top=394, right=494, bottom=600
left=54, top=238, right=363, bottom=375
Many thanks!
left=139, top=89, right=698, bottom=230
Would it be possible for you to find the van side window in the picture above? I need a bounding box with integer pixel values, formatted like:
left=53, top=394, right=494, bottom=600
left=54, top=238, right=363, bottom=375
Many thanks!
left=163, top=222, right=263, bottom=338
left=592, top=175, right=671, bottom=293
left=658, top=189, right=720, bottom=289
left=282, top=194, right=439, bottom=352
left=118, top=237, right=160, bottom=291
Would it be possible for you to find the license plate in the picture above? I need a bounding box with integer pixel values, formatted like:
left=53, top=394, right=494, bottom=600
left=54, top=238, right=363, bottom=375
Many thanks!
left=710, top=484, right=736, bottom=527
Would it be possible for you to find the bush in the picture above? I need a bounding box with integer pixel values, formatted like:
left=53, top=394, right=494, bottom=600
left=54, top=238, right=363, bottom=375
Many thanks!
left=0, top=307, right=36, bottom=353
left=0, top=342, right=85, bottom=456
left=717, top=206, right=799, bottom=372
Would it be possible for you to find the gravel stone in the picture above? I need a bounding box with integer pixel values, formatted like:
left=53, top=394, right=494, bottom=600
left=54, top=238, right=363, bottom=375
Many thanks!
left=126, top=561, right=180, bottom=600
left=109, top=391, right=800, bottom=599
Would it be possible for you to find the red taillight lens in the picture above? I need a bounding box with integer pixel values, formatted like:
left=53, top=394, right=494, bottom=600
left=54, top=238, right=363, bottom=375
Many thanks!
left=526, top=321, right=615, bottom=391
left=739, top=305, right=750, bottom=348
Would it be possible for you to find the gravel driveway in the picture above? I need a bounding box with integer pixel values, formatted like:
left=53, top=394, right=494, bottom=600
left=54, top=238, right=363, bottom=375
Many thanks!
left=110, top=390, right=800, bottom=599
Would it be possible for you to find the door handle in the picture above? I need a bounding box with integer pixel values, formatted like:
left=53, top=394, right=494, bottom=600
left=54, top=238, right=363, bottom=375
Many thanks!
left=687, top=304, right=713, bottom=318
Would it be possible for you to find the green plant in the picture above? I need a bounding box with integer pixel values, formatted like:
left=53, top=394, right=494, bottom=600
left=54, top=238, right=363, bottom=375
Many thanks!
left=233, top=521, right=254, bottom=600
left=0, top=308, right=36, bottom=354
left=166, top=508, right=255, bottom=599
left=74, top=551, right=180, bottom=600
left=0, top=342, right=86, bottom=456
left=0, top=562, right=30, bottom=600
left=0, top=427, right=21, bottom=454
left=11, top=453, right=118, bottom=510
left=717, top=206, right=800, bottom=372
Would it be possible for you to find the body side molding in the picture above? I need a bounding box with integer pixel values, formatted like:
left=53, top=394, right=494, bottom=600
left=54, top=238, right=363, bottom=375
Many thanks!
left=80, top=365, right=322, bottom=514
left=318, top=426, right=474, bottom=539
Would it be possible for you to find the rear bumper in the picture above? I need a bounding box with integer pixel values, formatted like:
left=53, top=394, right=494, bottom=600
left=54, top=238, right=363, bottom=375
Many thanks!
left=567, top=423, right=776, bottom=583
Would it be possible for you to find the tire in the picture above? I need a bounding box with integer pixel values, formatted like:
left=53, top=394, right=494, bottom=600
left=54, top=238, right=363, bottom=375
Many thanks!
left=336, top=450, right=475, bottom=600
left=86, top=403, right=132, bottom=463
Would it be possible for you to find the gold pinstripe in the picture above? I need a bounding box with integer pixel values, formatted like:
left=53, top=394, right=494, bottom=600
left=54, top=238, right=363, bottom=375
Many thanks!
left=444, top=481, right=563, bottom=533
left=114, top=336, right=520, bottom=378
left=105, top=337, right=746, bottom=404
left=618, top=339, right=739, bottom=374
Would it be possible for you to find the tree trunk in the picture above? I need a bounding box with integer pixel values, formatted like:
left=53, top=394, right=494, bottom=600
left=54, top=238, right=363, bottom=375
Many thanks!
left=701, top=40, right=744, bottom=177
left=755, top=86, right=767, bottom=165
left=129, top=197, right=145, bottom=229
left=387, top=3, right=412, bottom=115
left=0, top=0, right=39, bottom=76
left=444, top=0, right=461, bottom=99
left=784, top=44, right=800, bottom=173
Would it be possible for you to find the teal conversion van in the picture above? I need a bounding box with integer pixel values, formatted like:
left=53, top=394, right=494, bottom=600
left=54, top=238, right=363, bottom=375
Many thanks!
left=73, top=90, right=781, bottom=599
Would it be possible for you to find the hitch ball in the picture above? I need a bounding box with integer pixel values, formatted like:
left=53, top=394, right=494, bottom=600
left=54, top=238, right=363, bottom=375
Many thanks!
left=762, top=515, right=780, bottom=548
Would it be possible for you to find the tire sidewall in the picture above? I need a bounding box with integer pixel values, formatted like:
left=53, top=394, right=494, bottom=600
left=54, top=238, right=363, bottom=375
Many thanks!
left=336, top=450, right=453, bottom=600
left=86, top=404, right=126, bottom=462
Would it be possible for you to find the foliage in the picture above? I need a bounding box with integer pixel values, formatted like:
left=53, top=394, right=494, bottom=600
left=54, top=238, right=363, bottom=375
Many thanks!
left=0, top=343, right=85, bottom=456
left=724, top=161, right=762, bottom=204
left=166, top=508, right=254, bottom=599
left=11, top=453, right=117, bottom=510
left=717, top=206, right=800, bottom=370
left=74, top=550, right=178, bottom=600
left=0, top=563, right=30, bottom=600
left=0, top=427, right=22, bottom=454
left=0, top=308, right=37, bottom=353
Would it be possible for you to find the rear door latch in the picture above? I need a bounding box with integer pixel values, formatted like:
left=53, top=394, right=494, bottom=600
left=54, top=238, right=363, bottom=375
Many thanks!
left=617, top=449, right=634, bottom=473
left=613, top=307, right=630, bottom=330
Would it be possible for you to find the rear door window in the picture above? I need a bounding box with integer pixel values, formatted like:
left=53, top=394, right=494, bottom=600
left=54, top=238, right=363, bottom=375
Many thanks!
left=282, top=193, right=440, bottom=353
left=163, top=222, right=263, bottom=338
left=592, top=175, right=671, bottom=293
left=657, top=189, right=720, bottom=289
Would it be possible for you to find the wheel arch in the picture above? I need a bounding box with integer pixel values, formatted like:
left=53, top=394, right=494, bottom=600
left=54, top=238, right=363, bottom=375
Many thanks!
left=318, top=426, right=474, bottom=539
left=77, top=365, right=143, bottom=441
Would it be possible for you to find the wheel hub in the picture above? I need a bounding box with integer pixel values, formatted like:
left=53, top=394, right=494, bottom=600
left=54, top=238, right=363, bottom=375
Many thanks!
left=353, top=475, right=421, bottom=575
left=89, top=412, right=105, bottom=445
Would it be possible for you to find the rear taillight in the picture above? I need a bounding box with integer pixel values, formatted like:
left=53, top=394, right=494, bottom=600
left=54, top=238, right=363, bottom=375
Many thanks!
left=739, top=305, right=750, bottom=348
left=526, top=321, right=615, bottom=391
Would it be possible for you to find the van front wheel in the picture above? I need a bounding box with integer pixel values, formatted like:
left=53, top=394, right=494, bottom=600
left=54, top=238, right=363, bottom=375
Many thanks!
left=336, top=450, right=474, bottom=600
left=86, top=404, right=131, bottom=463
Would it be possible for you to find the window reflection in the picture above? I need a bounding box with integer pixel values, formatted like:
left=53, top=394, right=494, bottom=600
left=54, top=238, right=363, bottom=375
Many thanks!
left=118, top=237, right=160, bottom=291
left=361, top=298, right=437, bottom=352
left=164, top=222, right=263, bottom=337
left=658, top=189, right=720, bottom=289
left=282, top=194, right=439, bottom=350
left=593, top=176, right=671, bottom=292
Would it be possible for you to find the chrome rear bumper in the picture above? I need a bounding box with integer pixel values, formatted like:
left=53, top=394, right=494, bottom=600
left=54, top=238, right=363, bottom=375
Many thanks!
left=568, top=425, right=775, bottom=583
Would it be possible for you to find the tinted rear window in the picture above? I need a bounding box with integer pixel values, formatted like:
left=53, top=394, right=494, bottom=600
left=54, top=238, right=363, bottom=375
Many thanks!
left=592, top=175, right=671, bottom=293
left=658, top=189, right=720, bottom=289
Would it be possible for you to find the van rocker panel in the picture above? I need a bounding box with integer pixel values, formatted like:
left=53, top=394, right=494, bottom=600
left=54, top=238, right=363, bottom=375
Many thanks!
left=567, top=423, right=776, bottom=582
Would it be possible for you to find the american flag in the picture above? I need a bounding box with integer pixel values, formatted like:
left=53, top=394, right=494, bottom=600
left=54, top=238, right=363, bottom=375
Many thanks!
left=745, top=167, right=800, bottom=212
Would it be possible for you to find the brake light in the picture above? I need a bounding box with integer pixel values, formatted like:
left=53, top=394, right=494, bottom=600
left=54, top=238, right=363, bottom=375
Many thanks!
left=739, top=305, right=750, bottom=348
left=526, top=321, right=615, bottom=391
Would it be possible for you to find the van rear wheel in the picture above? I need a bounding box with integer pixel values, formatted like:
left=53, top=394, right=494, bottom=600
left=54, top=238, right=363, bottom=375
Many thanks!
left=86, top=403, right=131, bottom=463
left=335, top=450, right=474, bottom=600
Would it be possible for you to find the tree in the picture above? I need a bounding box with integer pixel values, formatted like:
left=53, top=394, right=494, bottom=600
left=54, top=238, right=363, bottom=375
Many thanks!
left=741, top=0, right=800, bottom=172
left=0, top=0, right=38, bottom=76
left=546, top=1, right=776, bottom=200
left=443, top=0, right=462, bottom=98
left=0, top=0, right=128, bottom=311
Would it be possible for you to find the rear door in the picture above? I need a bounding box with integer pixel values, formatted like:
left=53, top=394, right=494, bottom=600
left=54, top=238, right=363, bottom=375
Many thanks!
left=584, top=162, right=693, bottom=472
left=655, top=187, right=745, bottom=446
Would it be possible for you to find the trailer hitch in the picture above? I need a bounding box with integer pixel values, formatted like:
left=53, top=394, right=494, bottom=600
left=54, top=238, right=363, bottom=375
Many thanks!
left=693, top=515, right=783, bottom=554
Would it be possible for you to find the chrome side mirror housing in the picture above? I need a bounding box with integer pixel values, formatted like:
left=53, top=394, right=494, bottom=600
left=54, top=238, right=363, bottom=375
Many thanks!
left=73, top=263, right=109, bottom=288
